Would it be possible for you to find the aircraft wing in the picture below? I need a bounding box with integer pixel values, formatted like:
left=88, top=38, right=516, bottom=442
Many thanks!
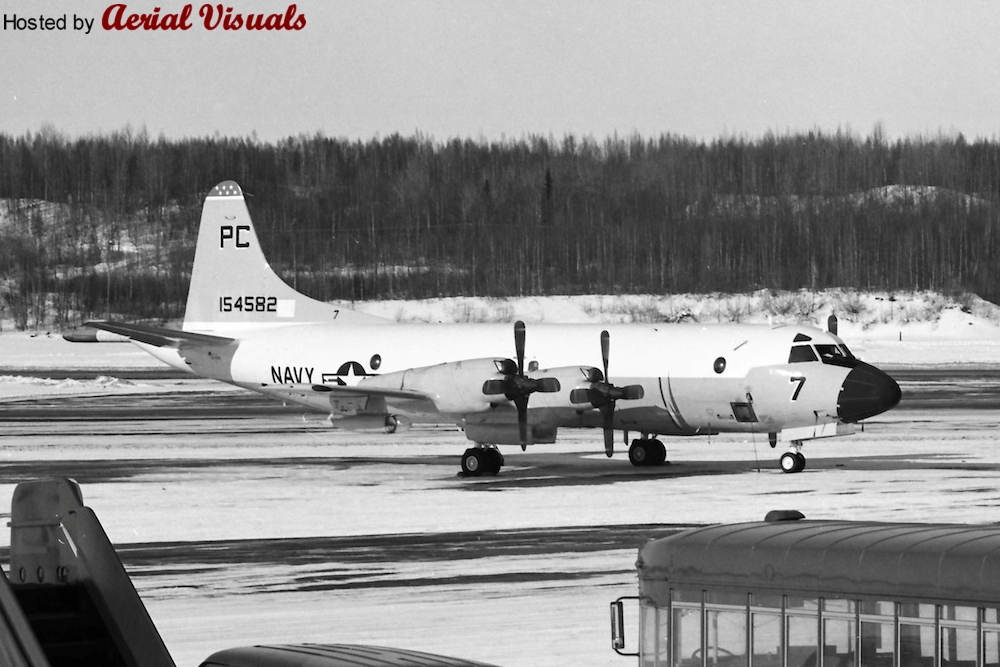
left=83, top=320, right=236, bottom=348
left=278, top=382, right=428, bottom=401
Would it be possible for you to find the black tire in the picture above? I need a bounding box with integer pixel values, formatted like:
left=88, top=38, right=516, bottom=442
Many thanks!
left=779, top=452, right=798, bottom=473
left=461, top=449, right=485, bottom=476
left=384, top=415, right=398, bottom=434
left=649, top=439, right=667, bottom=466
left=483, top=448, right=503, bottom=475
left=629, top=440, right=650, bottom=467
left=794, top=452, right=806, bottom=473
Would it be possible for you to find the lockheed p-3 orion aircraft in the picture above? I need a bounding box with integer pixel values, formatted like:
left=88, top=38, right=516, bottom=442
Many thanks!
left=77, top=182, right=901, bottom=476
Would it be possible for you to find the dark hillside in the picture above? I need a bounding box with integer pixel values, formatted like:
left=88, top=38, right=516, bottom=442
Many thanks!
left=1, top=128, right=998, bottom=329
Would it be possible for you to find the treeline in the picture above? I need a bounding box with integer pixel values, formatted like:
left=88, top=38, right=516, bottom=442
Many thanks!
left=1, top=126, right=999, bottom=329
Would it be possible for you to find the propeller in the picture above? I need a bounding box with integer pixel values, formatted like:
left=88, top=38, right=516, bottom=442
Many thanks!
left=570, top=330, right=645, bottom=457
left=482, top=320, right=561, bottom=448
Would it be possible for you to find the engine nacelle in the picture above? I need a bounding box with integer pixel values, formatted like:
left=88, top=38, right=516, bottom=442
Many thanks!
left=368, top=358, right=512, bottom=415
left=523, top=365, right=603, bottom=410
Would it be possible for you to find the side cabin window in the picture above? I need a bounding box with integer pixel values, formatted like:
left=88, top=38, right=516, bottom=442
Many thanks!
left=641, top=593, right=1000, bottom=667
left=789, top=346, right=819, bottom=363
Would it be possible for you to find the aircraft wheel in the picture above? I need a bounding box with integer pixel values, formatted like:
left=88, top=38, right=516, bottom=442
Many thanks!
left=629, top=440, right=650, bottom=467
left=483, top=448, right=503, bottom=476
left=794, top=452, right=806, bottom=472
left=649, top=439, right=667, bottom=466
left=461, top=449, right=485, bottom=476
left=384, top=415, right=399, bottom=434
left=779, top=452, right=799, bottom=473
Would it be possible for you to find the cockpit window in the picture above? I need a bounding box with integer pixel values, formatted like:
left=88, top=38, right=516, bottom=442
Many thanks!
left=814, top=344, right=858, bottom=367
left=815, top=344, right=844, bottom=360
left=789, top=345, right=818, bottom=363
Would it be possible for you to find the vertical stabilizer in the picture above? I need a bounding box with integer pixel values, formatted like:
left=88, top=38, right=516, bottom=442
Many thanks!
left=183, top=181, right=388, bottom=332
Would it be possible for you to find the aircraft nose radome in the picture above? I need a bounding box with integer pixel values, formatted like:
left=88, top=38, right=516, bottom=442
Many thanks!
left=837, top=362, right=902, bottom=422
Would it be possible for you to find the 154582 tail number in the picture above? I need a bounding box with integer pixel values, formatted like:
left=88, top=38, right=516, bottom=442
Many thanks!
left=220, top=296, right=277, bottom=312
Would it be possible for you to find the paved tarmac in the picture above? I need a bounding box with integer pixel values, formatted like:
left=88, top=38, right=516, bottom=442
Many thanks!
left=0, top=369, right=997, bottom=666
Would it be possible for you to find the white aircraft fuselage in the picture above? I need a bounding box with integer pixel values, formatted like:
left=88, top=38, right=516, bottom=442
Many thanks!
left=78, top=181, right=901, bottom=475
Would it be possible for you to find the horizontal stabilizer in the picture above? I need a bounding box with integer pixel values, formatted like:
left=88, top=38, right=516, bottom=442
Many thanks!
left=84, top=320, right=235, bottom=348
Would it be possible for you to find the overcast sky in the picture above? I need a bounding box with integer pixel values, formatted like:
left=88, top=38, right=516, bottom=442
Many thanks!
left=3, top=1, right=1000, bottom=144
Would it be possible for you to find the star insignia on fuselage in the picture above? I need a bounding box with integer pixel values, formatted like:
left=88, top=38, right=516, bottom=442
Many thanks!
left=322, top=361, right=370, bottom=386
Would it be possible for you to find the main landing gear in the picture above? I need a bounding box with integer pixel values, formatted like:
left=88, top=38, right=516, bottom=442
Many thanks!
left=628, top=438, right=667, bottom=467
left=779, top=441, right=807, bottom=473
left=460, top=446, right=504, bottom=477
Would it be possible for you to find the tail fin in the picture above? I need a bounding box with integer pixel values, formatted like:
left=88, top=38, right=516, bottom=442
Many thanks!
left=183, top=181, right=388, bottom=331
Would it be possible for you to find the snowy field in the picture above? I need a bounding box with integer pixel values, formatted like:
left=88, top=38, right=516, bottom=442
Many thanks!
left=1, top=291, right=1000, bottom=666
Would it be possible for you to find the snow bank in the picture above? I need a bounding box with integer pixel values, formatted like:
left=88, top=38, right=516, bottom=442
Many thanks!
left=2, top=291, right=998, bottom=379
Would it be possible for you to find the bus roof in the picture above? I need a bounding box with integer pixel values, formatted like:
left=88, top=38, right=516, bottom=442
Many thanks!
left=200, top=644, right=500, bottom=667
left=638, top=519, right=1000, bottom=606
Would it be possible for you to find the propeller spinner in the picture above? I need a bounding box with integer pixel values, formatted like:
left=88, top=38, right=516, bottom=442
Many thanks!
left=570, top=330, right=644, bottom=457
left=482, top=320, right=561, bottom=448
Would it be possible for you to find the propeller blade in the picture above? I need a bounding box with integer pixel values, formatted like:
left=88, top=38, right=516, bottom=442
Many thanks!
left=621, top=384, right=645, bottom=400
left=514, top=320, right=526, bottom=376
left=601, top=330, right=610, bottom=382
left=515, top=395, right=529, bottom=447
left=600, top=403, right=615, bottom=457
left=570, top=388, right=591, bottom=404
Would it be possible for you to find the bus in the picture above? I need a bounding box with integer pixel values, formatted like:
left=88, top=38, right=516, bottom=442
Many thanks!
left=611, top=511, right=1000, bottom=667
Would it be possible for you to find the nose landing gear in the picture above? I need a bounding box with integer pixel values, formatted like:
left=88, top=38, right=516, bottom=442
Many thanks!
left=779, top=441, right=806, bottom=473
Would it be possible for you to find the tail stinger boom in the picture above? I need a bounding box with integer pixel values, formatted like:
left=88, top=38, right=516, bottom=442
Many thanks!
left=183, top=181, right=388, bottom=332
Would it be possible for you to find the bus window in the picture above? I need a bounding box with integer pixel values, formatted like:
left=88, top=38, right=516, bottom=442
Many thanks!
left=824, top=599, right=856, bottom=614
left=642, top=605, right=668, bottom=667
left=823, top=618, right=857, bottom=667
left=941, top=626, right=977, bottom=667
left=673, top=606, right=702, bottom=667
left=900, top=603, right=936, bottom=620
left=984, top=629, right=1000, bottom=667
left=860, top=619, right=894, bottom=667
left=941, top=607, right=978, bottom=667
left=753, top=594, right=783, bottom=610
left=899, top=623, right=935, bottom=667
left=787, top=612, right=820, bottom=667
left=706, top=609, right=747, bottom=667
left=943, top=605, right=979, bottom=623
left=753, top=612, right=781, bottom=667
left=708, top=591, right=748, bottom=606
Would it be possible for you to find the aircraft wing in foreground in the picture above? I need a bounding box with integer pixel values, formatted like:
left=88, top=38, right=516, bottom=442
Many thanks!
left=77, top=181, right=901, bottom=477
